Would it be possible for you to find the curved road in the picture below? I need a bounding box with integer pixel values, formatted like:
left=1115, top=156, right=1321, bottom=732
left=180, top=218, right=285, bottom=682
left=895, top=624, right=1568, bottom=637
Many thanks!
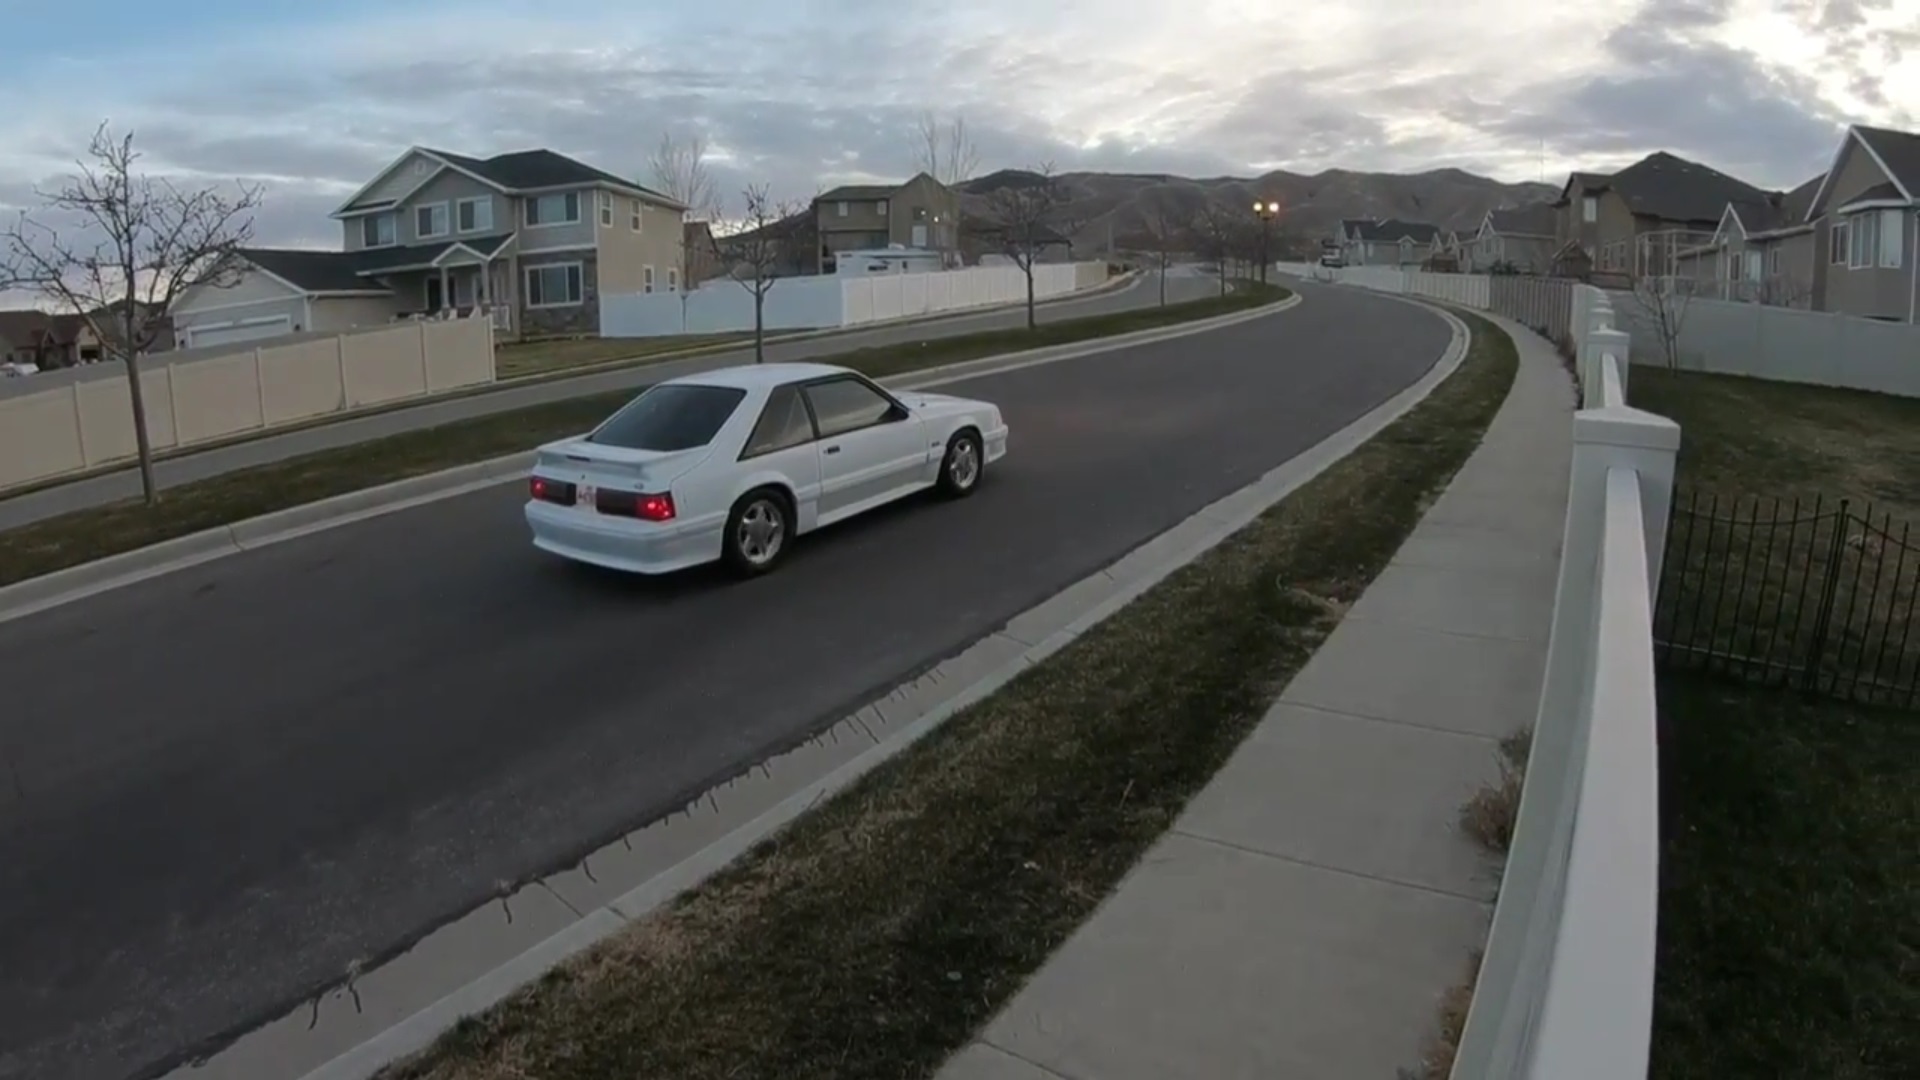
left=0, top=269, right=1224, bottom=531
left=0, top=281, right=1448, bottom=1080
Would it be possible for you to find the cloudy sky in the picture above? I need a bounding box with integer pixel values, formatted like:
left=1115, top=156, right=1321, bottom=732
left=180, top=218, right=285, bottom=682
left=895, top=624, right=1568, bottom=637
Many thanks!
left=0, top=0, right=1916, bottom=252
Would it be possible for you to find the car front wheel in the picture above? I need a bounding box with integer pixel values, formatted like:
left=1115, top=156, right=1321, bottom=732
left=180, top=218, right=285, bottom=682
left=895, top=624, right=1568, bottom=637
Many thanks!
left=722, top=489, right=791, bottom=576
left=936, top=429, right=984, bottom=498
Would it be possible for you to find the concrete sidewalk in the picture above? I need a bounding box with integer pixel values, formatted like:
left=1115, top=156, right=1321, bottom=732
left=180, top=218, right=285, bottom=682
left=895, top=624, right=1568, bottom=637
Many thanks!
left=936, top=312, right=1575, bottom=1080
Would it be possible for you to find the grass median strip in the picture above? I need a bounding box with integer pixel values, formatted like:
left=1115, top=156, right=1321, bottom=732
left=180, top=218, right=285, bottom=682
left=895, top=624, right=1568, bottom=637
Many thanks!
left=0, top=284, right=1287, bottom=589
left=374, top=311, right=1517, bottom=1080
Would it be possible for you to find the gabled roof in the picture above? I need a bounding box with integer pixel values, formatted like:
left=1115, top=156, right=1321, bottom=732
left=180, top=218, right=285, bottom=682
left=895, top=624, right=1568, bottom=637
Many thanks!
left=818, top=183, right=900, bottom=201
left=1804, top=124, right=1919, bottom=221
left=333, top=146, right=683, bottom=218
left=1716, top=172, right=1824, bottom=239
left=1602, top=151, right=1769, bottom=226
left=238, top=248, right=389, bottom=293
left=0, top=309, right=81, bottom=347
left=1554, top=171, right=1614, bottom=207
left=1487, top=202, right=1556, bottom=238
left=1351, top=218, right=1440, bottom=243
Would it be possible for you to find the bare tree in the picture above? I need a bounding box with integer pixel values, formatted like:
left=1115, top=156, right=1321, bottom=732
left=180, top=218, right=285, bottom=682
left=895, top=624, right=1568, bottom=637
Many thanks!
left=983, top=163, right=1078, bottom=329
left=1139, top=193, right=1186, bottom=306
left=1627, top=273, right=1694, bottom=371
left=647, top=132, right=720, bottom=221
left=0, top=123, right=260, bottom=503
left=726, top=184, right=806, bottom=363
left=912, top=111, right=980, bottom=187
left=1185, top=201, right=1240, bottom=298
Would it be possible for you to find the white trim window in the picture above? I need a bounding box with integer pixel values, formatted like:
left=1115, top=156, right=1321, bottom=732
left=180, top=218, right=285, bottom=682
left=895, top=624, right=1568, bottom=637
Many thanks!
left=361, top=213, right=397, bottom=248
left=877, top=199, right=889, bottom=216
left=1831, top=220, right=1849, bottom=265
left=1847, top=212, right=1881, bottom=269
left=524, top=262, right=584, bottom=307
left=836, top=201, right=849, bottom=217
left=525, top=192, right=581, bottom=227
left=1768, top=247, right=1781, bottom=275
left=1878, top=209, right=1903, bottom=269
left=630, top=198, right=643, bottom=232
left=1582, top=195, right=1598, bottom=223
left=456, top=197, right=493, bottom=233
left=598, top=190, right=614, bottom=227
left=415, top=202, right=450, bottom=240
left=643, top=265, right=655, bottom=294
left=667, top=267, right=679, bottom=292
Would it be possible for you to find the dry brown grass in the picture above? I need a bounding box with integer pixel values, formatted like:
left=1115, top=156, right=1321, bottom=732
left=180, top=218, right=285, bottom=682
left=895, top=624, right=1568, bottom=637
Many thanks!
left=1402, top=948, right=1484, bottom=1080
left=1460, top=727, right=1532, bottom=856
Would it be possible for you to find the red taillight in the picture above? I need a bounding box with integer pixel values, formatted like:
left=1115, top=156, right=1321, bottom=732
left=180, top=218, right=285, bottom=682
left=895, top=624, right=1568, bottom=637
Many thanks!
left=635, top=492, right=676, bottom=522
left=529, top=476, right=549, bottom=500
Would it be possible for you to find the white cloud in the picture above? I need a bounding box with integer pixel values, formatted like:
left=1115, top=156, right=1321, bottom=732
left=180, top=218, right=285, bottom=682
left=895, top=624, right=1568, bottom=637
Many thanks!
left=0, top=0, right=1913, bottom=254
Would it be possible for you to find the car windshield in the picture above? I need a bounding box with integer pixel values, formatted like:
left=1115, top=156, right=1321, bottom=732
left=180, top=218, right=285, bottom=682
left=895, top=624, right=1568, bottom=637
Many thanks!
left=587, top=384, right=747, bottom=451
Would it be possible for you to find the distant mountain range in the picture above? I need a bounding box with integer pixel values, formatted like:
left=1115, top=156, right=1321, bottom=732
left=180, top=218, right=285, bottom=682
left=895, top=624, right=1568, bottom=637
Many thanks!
left=956, top=167, right=1560, bottom=255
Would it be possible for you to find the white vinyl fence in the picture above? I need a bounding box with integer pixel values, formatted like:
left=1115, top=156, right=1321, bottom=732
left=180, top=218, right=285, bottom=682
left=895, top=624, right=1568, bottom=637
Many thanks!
left=1275, top=261, right=1920, bottom=399
left=1606, top=290, right=1920, bottom=398
left=1284, top=259, right=1683, bottom=1077
left=600, top=262, right=1108, bottom=338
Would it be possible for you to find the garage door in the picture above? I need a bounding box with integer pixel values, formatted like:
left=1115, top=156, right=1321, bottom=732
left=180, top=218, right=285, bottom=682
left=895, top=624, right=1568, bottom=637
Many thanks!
left=185, top=315, right=292, bottom=349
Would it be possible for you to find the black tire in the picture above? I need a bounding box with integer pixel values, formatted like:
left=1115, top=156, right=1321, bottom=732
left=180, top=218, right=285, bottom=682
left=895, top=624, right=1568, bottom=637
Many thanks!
left=721, top=488, right=792, bottom=577
left=936, top=429, right=985, bottom=499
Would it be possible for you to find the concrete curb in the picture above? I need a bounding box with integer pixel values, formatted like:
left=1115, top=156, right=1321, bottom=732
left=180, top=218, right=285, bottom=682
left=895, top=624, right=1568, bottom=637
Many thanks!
left=273, top=298, right=1468, bottom=1080
left=0, top=292, right=1298, bottom=627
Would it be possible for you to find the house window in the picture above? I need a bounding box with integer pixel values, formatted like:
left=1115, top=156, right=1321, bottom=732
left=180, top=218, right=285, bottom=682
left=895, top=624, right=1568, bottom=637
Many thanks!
left=877, top=199, right=889, bottom=215
left=1879, top=209, right=1903, bottom=269
left=415, top=203, right=449, bottom=239
left=1768, top=247, right=1780, bottom=275
left=667, top=267, right=679, bottom=292
left=630, top=198, right=643, bottom=232
left=1831, top=220, right=1849, bottom=265
left=525, top=192, right=581, bottom=226
left=361, top=213, right=396, bottom=248
left=1582, top=195, right=1598, bottom=223
left=643, top=265, right=655, bottom=294
left=836, top=201, right=849, bottom=217
left=524, top=263, right=583, bottom=307
left=456, top=197, right=493, bottom=233
left=1848, top=212, right=1881, bottom=269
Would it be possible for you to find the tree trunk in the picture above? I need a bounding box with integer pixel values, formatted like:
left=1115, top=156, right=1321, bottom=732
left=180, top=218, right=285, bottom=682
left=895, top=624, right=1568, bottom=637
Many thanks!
left=1024, top=266, right=1036, bottom=330
left=1158, top=256, right=1167, bottom=306
left=125, top=348, right=159, bottom=504
left=121, top=307, right=159, bottom=504
left=754, top=289, right=766, bottom=363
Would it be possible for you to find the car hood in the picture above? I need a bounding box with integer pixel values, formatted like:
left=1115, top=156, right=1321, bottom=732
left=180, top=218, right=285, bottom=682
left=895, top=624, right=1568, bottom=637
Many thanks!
left=897, top=390, right=980, bottom=416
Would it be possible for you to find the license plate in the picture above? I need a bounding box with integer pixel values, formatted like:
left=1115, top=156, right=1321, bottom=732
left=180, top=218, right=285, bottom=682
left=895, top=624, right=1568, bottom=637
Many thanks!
left=575, top=483, right=597, bottom=508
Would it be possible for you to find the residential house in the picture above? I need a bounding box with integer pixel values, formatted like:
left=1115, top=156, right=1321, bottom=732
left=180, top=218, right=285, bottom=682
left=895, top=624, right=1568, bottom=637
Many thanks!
left=1673, top=174, right=1823, bottom=307
left=1462, top=203, right=1558, bottom=274
left=813, top=173, right=961, bottom=273
left=1804, top=124, right=1918, bottom=322
left=966, top=219, right=1074, bottom=265
left=0, top=310, right=103, bottom=369
left=683, top=221, right=722, bottom=286
left=169, top=146, right=688, bottom=347
left=1335, top=219, right=1442, bottom=267
left=1550, top=152, right=1769, bottom=285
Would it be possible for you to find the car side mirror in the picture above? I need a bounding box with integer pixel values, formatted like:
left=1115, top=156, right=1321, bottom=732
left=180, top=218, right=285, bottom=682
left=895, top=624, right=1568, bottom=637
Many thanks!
left=886, top=402, right=911, bottom=422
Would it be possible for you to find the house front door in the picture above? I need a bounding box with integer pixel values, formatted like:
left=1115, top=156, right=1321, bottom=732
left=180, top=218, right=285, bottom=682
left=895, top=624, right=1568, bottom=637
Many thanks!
left=424, top=276, right=444, bottom=312
left=911, top=224, right=928, bottom=247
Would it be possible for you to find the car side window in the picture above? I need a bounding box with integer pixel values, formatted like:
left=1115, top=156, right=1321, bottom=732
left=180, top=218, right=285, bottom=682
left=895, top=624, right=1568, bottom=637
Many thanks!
left=804, top=378, right=896, bottom=438
left=741, top=385, right=816, bottom=458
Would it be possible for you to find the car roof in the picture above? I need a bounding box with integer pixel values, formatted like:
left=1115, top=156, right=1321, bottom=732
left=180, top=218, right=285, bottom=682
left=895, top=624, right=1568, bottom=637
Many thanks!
left=659, top=361, right=855, bottom=391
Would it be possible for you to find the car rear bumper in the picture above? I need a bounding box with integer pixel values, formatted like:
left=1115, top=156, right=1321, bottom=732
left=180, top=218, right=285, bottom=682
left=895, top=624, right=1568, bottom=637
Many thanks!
left=524, top=500, right=721, bottom=575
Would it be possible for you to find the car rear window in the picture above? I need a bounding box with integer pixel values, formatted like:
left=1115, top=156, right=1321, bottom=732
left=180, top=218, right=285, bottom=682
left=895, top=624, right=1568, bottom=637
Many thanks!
left=587, top=384, right=747, bottom=451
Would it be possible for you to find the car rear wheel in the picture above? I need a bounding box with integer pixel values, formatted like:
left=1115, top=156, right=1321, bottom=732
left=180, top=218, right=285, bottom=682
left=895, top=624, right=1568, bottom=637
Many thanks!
left=936, top=429, right=984, bottom=498
left=723, top=489, right=790, bottom=576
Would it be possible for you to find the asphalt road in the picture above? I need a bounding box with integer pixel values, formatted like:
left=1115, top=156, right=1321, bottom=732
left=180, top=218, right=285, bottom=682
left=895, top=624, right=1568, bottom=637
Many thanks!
left=0, top=279, right=1448, bottom=1080
left=0, top=269, right=1223, bottom=531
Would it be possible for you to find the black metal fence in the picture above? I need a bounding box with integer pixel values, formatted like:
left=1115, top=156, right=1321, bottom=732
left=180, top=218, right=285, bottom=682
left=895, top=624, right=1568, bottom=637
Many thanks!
left=1655, top=491, right=1920, bottom=708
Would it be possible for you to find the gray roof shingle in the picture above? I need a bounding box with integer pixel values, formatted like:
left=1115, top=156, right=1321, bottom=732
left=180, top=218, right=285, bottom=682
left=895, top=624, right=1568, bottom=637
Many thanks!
left=420, top=147, right=680, bottom=207
left=1487, top=202, right=1556, bottom=237
left=1853, top=125, right=1920, bottom=198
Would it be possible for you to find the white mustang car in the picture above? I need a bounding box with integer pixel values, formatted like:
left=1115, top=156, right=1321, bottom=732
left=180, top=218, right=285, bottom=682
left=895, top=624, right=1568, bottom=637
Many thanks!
left=524, top=362, right=1009, bottom=576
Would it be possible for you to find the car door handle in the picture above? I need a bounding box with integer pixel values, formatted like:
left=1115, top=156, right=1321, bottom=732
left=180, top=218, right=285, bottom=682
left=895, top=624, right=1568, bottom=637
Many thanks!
left=824, top=444, right=841, bottom=455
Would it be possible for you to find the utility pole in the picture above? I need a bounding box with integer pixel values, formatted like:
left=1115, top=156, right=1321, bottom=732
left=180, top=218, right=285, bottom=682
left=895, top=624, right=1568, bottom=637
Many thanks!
left=1253, top=200, right=1281, bottom=286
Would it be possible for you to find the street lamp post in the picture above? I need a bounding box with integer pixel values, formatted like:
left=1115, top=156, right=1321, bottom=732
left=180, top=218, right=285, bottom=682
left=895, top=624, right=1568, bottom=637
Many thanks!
left=1252, top=200, right=1281, bottom=286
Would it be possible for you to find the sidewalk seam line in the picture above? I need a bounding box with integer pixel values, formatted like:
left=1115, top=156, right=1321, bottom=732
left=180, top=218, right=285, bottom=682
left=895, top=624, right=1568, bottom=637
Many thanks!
left=1261, top=697, right=1505, bottom=744
left=1170, top=829, right=1496, bottom=906
left=1337, top=612, right=1546, bottom=646
left=973, top=1039, right=1083, bottom=1080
